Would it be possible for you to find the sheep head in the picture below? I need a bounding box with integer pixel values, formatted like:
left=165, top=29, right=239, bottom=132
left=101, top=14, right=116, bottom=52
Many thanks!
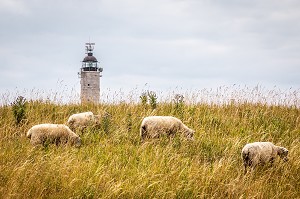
left=185, top=129, right=195, bottom=140
left=72, top=137, right=82, bottom=148
left=278, top=147, right=289, bottom=162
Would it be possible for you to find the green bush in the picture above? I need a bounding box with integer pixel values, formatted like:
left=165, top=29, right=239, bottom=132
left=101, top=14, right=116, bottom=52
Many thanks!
left=11, top=96, right=27, bottom=125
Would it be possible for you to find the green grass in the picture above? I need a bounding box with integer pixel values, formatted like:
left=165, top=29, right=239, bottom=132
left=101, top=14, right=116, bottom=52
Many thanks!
left=0, top=91, right=300, bottom=198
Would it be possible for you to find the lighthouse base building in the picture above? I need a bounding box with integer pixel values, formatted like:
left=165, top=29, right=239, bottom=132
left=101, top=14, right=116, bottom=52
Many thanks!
left=80, top=71, right=100, bottom=103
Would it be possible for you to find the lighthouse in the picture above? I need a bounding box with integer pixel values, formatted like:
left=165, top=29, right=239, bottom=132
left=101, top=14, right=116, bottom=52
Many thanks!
left=79, top=42, right=103, bottom=103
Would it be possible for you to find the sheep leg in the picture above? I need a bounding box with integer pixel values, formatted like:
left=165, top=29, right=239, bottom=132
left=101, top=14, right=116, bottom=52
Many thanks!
left=54, top=137, right=61, bottom=146
left=243, top=160, right=251, bottom=174
left=269, top=157, right=275, bottom=167
left=244, top=165, right=247, bottom=174
left=140, top=125, right=147, bottom=141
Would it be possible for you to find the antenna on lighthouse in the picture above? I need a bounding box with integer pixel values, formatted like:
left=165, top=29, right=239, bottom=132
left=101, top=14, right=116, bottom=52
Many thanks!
left=85, top=42, right=95, bottom=54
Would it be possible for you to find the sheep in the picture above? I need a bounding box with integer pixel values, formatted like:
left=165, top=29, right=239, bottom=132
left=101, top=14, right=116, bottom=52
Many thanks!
left=67, top=111, right=100, bottom=133
left=241, top=141, right=288, bottom=174
left=26, top=124, right=81, bottom=147
left=140, top=116, right=195, bottom=141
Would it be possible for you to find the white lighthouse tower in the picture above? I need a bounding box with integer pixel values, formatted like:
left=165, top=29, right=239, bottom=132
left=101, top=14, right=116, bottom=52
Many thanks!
left=79, top=42, right=103, bottom=103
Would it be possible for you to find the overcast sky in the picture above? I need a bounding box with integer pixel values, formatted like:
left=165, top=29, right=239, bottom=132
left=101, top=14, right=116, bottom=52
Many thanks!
left=0, top=0, right=300, bottom=103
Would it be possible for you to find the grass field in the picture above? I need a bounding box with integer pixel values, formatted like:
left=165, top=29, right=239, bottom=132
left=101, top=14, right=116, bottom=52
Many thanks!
left=0, top=88, right=299, bottom=198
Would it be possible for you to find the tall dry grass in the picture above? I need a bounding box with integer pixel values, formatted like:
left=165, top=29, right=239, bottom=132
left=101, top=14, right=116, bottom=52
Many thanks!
left=0, top=87, right=299, bottom=198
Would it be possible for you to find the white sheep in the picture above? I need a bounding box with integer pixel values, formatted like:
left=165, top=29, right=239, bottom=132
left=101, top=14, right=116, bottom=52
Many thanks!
left=26, top=124, right=81, bottom=147
left=140, top=116, right=195, bottom=140
left=241, top=141, right=288, bottom=173
left=67, top=111, right=100, bottom=133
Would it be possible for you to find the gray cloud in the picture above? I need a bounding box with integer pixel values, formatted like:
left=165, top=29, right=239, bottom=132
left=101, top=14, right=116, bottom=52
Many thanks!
left=0, top=0, right=300, bottom=102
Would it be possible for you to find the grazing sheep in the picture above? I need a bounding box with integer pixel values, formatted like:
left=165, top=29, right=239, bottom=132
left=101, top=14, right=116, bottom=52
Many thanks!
left=140, top=116, right=195, bottom=140
left=67, top=111, right=100, bottom=133
left=26, top=124, right=81, bottom=147
left=241, top=142, right=288, bottom=174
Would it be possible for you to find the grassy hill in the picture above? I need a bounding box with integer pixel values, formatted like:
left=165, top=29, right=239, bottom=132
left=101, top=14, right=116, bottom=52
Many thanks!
left=0, top=91, right=299, bottom=198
